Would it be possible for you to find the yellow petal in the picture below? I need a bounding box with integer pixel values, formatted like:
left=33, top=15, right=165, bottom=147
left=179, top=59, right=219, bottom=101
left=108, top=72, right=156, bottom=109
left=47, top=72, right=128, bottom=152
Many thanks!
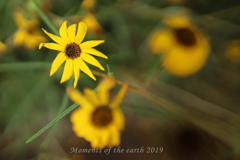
left=84, top=88, right=99, bottom=105
left=13, top=12, right=27, bottom=27
left=59, top=21, right=71, bottom=44
left=68, top=24, right=77, bottom=43
left=82, top=48, right=108, bottom=59
left=164, top=15, right=190, bottom=28
left=50, top=52, right=67, bottom=76
left=99, top=131, right=110, bottom=149
left=13, top=30, right=26, bottom=46
left=42, top=29, right=66, bottom=45
left=67, top=88, right=91, bottom=107
left=80, top=40, right=105, bottom=49
left=73, top=63, right=80, bottom=88
left=108, top=126, right=120, bottom=147
left=76, top=58, right=96, bottom=81
left=81, top=53, right=105, bottom=70
left=163, top=40, right=209, bottom=76
left=39, top=43, right=64, bottom=51
left=91, top=136, right=100, bottom=149
left=75, top=22, right=87, bottom=44
left=13, top=12, right=39, bottom=28
left=60, top=59, right=73, bottom=83
left=110, top=83, right=128, bottom=108
left=113, top=109, right=125, bottom=130
left=149, top=30, right=174, bottom=54
left=97, top=78, right=115, bottom=106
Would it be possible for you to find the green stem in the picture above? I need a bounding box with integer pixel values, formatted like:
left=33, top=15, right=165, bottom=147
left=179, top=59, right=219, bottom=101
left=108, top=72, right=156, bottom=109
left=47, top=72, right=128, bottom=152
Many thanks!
left=26, top=102, right=79, bottom=143
left=32, top=0, right=58, bottom=35
left=144, top=56, right=162, bottom=88
left=40, top=79, right=73, bottom=149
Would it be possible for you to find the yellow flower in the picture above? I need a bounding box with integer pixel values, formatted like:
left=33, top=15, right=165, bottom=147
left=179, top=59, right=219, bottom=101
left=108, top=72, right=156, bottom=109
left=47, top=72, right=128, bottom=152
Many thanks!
left=82, top=13, right=103, bottom=35
left=149, top=15, right=210, bottom=76
left=226, top=40, right=240, bottom=64
left=39, top=21, right=107, bottom=87
left=81, top=0, right=96, bottom=11
left=0, top=41, right=7, bottom=54
left=67, top=78, right=128, bottom=148
left=13, top=12, right=47, bottom=49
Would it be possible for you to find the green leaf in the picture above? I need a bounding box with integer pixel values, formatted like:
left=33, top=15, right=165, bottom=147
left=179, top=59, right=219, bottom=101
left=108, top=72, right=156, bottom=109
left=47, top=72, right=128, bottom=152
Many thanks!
left=26, top=102, right=79, bottom=143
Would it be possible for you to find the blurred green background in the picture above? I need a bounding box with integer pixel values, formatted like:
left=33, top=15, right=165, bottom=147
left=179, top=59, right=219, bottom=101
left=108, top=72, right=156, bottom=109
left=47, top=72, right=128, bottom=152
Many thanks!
left=0, top=0, right=240, bottom=159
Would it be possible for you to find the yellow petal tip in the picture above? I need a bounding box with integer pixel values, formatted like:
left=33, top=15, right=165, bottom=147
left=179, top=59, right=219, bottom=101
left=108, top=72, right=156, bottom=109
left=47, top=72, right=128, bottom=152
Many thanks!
left=39, top=44, right=43, bottom=49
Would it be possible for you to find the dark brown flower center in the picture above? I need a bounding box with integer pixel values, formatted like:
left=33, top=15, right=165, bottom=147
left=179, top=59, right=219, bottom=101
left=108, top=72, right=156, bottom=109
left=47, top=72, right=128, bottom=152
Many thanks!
left=175, top=28, right=197, bottom=47
left=91, top=106, right=113, bottom=127
left=27, top=28, right=35, bottom=34
left=65, top=43, right=81, bottom=59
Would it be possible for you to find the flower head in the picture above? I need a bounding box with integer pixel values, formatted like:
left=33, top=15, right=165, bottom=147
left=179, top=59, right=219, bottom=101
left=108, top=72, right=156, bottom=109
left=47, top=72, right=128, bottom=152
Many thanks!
left=149, top=15, right=210, bottom=76
left=13, top=11, right=47, bottom=49
left=67, top=78, right=128, bottom=148
left=39, top=21, right=107, bottom=87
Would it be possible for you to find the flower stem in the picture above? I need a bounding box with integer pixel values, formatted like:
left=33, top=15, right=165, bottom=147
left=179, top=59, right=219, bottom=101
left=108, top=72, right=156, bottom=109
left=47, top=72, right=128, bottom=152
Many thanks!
left=144, top=65, right=164, bottom=89
left=32, top=0, right=59, bottom=35
left=40, top=79, right=73, bottom=149
left=26, top=102, right=79, bottom=144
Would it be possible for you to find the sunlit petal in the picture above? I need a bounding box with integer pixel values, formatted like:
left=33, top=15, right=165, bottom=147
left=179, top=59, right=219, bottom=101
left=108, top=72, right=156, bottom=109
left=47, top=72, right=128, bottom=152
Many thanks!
left=110, top=83, right=128, bottom=108
left=76, top=58, right=96, bottom=80
left=39, top=43, right=64, bottom=51
left=75, top=22, right=87, bottom=44
left=82, top=48, right=108, bottom=59
left=59, top=21, right=71, bottom=44
left=81, top=53, right=105, bottom=70
left=60, top=59, right=73, bottom=83
left=50, top=52, right=67, bottom=76
left=73, top=63, right=80, bottom=88
left=84, top=88, right=99, bottom=105
left=80, top=40, right=105, bottom=49
left=68, top=24, right=77, bottom=43
left=67, top=88, right=90, bottom=106
left=42, top=29, right=66, bottom=45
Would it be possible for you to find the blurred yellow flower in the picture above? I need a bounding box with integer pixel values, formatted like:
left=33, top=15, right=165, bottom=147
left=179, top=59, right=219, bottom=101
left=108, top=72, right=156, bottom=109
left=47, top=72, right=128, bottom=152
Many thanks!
left=226, top=40, right=240, bottom=64
left=13, top=12, right=47, bottom=49
left=0, top=41, right=7, bottom=54
left=67, top=78, right=128, bottom=149
left=149, top=15, right=210, bottom=76
left=81, top=0, right=96, bottom=11
left=82, top=13, right=103, bottom=35
left=39, top=21, right=107, bottom=87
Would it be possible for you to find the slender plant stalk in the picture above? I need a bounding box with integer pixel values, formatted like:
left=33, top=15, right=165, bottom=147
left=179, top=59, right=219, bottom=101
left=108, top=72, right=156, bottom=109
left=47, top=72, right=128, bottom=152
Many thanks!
left=40, top=79, right=73, bottom=149
left=26, top=102, right=79, bottom=143
left=32, top=0, right=58, bottom=35
left=144, top=66, right=164, bottom=89
left=144, top=56, right=161, bottom=82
